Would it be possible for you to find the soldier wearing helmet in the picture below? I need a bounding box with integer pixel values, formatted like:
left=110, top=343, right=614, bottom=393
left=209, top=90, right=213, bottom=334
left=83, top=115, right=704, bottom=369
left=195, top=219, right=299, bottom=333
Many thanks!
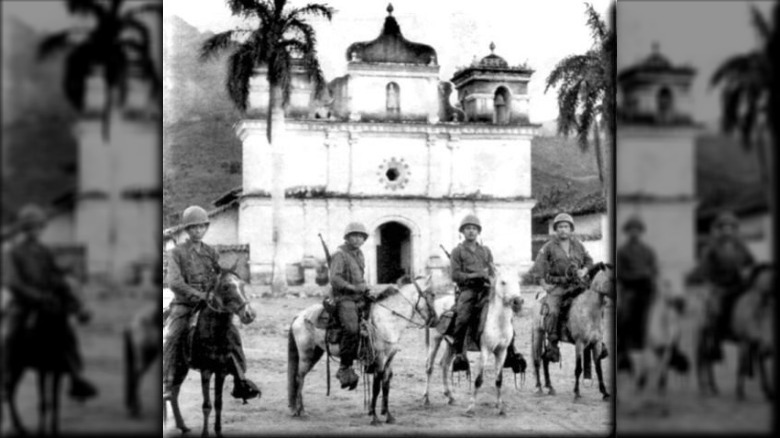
left=442, top=214, right=496, bottom=371
left=698, top=211, right=755, bottom=360
left=2, top=204, right=98, bottom=401
left=163, top=206, right=259, bottom=401
left=616, top=215, right=658, bottom=369
left=329, top=221, right=371, bottom=389
left=531, top=212, right=594, bottom=363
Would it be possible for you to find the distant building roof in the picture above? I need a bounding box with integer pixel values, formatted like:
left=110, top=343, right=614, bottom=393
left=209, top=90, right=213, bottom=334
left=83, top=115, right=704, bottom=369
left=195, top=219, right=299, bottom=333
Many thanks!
left=345, top=4, right=437, bottom=65
left=533, top=188, right=606, bottom=220
left=617, top=42, right=696, bottom=83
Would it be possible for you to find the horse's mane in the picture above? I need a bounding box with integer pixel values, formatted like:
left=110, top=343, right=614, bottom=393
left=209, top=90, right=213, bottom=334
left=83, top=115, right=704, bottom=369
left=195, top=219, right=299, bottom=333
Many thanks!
left=746, top=263, right=773, bottom=291
left=587, top=262, right=612, bottom=283
left=375, top=286, right=401, bottom=302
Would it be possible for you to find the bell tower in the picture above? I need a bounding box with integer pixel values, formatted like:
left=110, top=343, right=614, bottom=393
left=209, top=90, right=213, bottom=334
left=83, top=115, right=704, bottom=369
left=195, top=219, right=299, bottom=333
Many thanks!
left=617, top=43, right=700, bottom=291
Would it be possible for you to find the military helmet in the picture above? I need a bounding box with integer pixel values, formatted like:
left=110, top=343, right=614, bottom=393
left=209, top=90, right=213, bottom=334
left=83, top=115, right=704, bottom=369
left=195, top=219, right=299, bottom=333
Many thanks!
left=623, top=215, right=645, bottom=232
left=715, top=211, right=738, bottom=228
left=343, top=222, right=368, bottom=240
left=552, top=213, right=575, bottom=231
left=182, top=205, right=210, bottom=228
left=459, top=214, right=482, bottom=233
left=17, top=204, right=47, bottom=229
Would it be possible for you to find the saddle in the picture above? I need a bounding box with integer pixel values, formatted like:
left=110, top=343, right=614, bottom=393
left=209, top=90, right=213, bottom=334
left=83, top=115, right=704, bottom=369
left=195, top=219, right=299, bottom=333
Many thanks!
left=316, top=295, right=374, bottom=364
left=540, top=286, right=585, bottom=344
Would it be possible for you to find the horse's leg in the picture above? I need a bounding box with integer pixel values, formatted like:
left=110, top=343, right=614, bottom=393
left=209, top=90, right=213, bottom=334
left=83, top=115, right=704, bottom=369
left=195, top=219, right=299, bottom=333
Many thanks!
left=495, top=347, right=509, bottom=416
left=423, top=334, right=443, bottom=406
left=736, top=342, right=747, bottom=401
left=214, top=372, right=224, bottom=438
left=758, top=348, right=773, bottom=401
left=51, top=372, right=61, bottom=436
left=440, top=344, right=455, bottom=405
left=594, top=343, right=610, bottom=401
left=6, top=365, right=28, bottom=435
left=695, top=334, right=709, bottom=396
left=294, top=345, right=323, bottom=417
left=532, top=329, right=543, bottom=395
left=369, top=368, right=383, bottom=426
left=200, top=371, right=212, bottom=437
left=543, top=356, right=555, bottom=395
left=466, top=348, right=487, bottom=416
left=37, top=370, right=47, bottom=436
left=169, top=382, right=191, bottom=434
left=574, top=342, right=583, bottom=400
left=381, top=367, right=395, bottom=424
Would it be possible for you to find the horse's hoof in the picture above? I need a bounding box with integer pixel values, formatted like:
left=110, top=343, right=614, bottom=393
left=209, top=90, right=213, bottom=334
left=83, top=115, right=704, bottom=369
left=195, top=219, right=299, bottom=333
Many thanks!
left=574, top=393, right=582, bottom=401
left=547, top=388, right=556, bottom=396
left=422, top=395, right=430, bottom=406
left=603, top=393, right=610, bottom=401
left=180, top=426, right=191, bottom=435
left=535, top=388, right=544, bottom=396
left=370, top=417, right=382, bottom=426
left=386, top=414, right=396, bottom=424
left=464, top=406, right=475, bottom=417
left=447, top=397, right=455, bottom=405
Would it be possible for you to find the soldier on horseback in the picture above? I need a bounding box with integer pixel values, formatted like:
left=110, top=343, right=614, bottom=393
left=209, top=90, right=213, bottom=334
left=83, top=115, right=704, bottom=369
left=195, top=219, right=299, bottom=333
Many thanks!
left=442, top=214, right=495, bottom=372
left=163, top=205, right=258, bottom=401
left=2, top=203, right=98, bottom=401
left=532, top=213, right=594, bottom=363
left=616, top=215, right=658, bottom=370
left=698, top=211, right=755, bottom=360
left=330, top=222, right=371, bottom=390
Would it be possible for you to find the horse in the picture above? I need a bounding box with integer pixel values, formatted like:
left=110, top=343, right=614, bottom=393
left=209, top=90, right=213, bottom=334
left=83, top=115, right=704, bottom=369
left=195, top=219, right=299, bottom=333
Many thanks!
left=531, top=262, right=614, bottom=401
left=1, top=274, right=89, bottom=436
left=124, top=301, right=162, bottom=418
left=287, top=276, right=435, bottom=425
left=420, top=267, right=523, bottom=415
left=163, top=267, right=256, bottom=437
left=731, top=264, right=773, bottom=401
left=632, top=278, right=689, bottom=395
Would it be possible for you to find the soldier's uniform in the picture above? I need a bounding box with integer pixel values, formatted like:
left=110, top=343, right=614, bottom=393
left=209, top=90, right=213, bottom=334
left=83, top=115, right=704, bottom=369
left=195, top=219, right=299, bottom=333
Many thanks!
left=616, top=216, right=658, bottom=352
left=2, top=204, right=97, bottom=400
left=444, top=215, right=495, bottom=369
left=163, top=206, right=257, bottom=401
left=532, top=213, right=594, bottom=362
left=329, top=222, right=370, bottom=390
left=699, top=212, right=755, bottom=345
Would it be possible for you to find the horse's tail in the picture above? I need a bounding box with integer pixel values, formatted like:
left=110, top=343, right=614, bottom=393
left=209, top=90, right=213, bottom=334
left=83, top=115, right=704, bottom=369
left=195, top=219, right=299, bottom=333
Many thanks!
left=287, top=320, right=299, bottom=409
left=123, top=327, right=137, bottom=414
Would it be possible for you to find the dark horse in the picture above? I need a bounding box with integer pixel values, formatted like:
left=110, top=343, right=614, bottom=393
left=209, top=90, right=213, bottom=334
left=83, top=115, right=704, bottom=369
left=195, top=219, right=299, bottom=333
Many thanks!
left=163, top=268, right=257, bottom=437
left=531, top=262, right=614, bottom=401
left=2, top=275, right=86, bottom=436
left=124, top=301, right=162, bottom=418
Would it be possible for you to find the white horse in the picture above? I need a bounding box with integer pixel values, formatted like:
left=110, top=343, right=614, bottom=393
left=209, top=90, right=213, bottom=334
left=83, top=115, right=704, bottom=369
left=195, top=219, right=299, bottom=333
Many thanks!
left=421, top=267, right=523, bottom=416
left=287, top=276, right=435, bottom=425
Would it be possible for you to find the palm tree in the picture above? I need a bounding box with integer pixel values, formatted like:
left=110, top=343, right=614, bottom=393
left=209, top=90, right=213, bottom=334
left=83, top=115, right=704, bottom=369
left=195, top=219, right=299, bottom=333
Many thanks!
left=38, top=0, right=161, bottom=141
left=710, top=2, right=777, bottom=257
left=200, top=0, right=333, bottom=295
left=544, top=2, right=613, bottom=190
left=38, top=0, right=160, bottom=281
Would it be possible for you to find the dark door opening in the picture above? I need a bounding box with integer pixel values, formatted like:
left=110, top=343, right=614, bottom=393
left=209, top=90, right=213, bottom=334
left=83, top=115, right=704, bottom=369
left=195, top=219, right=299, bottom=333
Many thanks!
left=376, top=222, right=412, bottom=284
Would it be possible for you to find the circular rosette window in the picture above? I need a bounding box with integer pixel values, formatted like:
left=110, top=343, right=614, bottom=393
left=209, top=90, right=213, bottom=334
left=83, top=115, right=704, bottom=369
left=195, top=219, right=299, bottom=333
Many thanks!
left=377, top=157, right=410, bottom=190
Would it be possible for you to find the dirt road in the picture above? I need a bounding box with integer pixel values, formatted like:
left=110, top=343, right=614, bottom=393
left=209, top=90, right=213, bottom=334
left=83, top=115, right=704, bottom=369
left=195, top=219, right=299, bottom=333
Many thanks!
left=163, top=288, right=613, bottom=435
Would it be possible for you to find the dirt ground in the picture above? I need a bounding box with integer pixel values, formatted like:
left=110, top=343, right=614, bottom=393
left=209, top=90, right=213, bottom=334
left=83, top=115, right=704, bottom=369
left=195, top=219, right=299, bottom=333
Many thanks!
left=1, top=288, right=161, bottom=435
left=163, top=286, right=613, bottom=436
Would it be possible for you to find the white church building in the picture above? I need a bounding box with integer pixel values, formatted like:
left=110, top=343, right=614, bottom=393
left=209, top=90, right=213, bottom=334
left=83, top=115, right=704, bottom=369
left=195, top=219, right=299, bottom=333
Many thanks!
left=168, top=6, right=540, bottom=285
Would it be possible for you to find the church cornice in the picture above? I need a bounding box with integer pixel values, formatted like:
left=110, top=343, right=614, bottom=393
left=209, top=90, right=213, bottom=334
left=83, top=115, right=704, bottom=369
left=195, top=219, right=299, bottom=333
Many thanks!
left=236, top=186, right=535, bottom=204
left=236, top=119, right=539, bottom=139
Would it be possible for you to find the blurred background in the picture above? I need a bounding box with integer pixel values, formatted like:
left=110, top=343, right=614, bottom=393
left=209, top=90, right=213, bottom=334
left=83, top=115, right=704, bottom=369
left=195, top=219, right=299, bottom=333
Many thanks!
left=616, top=0, right=776, bottom=433
left=2, top=0, right=161, bottom=434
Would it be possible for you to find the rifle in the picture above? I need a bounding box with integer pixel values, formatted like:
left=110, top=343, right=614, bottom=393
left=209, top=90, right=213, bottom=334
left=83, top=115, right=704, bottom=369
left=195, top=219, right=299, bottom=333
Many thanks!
left=318, top=233, right=332, bottom=396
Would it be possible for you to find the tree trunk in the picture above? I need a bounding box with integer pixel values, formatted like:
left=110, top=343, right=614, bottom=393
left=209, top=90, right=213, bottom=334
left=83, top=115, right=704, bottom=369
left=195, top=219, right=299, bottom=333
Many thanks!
left=593, top=119, right=605, bottom=186
left=105, top=86, right=121, bottom=283
left=268, top=84, right=288, bottom=296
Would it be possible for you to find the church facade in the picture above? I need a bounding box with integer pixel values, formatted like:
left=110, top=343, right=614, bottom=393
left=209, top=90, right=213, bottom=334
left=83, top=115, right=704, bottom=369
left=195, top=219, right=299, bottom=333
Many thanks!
left=172, top=6, right=539, bottom=285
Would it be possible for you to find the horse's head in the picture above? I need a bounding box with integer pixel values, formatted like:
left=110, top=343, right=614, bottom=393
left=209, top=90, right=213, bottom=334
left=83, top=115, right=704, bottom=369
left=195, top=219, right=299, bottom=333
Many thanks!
left=589, top=262, right=615, bottom=300
left=493, top=267, right=524, bottom=314
left=410, top=274, right=437, bottom=326
left=209, top=266, right=255, bottom=325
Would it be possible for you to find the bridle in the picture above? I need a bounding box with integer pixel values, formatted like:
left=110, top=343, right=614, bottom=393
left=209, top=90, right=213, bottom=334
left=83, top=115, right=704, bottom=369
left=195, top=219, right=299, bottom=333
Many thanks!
left=204, top=273, right=249, bottom=316
left=374, top=277, right=436, bottom=328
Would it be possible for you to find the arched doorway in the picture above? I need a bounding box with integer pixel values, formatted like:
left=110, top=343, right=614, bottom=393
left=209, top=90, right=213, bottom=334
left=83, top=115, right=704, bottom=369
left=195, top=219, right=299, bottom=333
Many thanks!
left=376, top=221, right=412, bottom=284
left=494, top=86, right=511, bottom=124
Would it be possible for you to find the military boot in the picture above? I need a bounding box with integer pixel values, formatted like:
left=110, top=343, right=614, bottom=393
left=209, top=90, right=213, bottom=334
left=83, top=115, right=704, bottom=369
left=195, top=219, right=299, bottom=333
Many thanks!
left=336, top=365, right=358, bottom=390
left=452, top=354, right=470, bottom=373
left=231, top=378, right=261, bottom=402
left=598, top=341, right=609, bottom=361
left=544, top=340, right=561, bottom=363
left=69, top=375, right=98, bottom=402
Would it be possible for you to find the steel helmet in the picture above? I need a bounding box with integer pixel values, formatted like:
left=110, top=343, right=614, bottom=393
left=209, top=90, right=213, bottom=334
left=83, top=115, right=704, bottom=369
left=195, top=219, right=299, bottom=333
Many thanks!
left=17, top=204, right=47, bottom=229
left=552, top=213, right=575, bottom=231
left=623, top=215, right=645, bottom=232
left=343, top=222, right=368, bottom=240
left=459, top=214, right=482, bottom=233
left=182, top=205, right=210, bottom=228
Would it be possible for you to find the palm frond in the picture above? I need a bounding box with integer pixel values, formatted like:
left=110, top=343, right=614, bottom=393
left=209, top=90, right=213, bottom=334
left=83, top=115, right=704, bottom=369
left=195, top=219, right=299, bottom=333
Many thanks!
left=289, top=3, right=333, bottom=21
left=124, top=2, right=162, bottom=19
left=201, top=30, right=242, bottom=62
left=227, top=0, right=262, bottom=19
left=749, top=5, right=771, bottom=44
left=583, top=2, right=607, bottom=43
left=63, top=43, right=95, bottom=111
left=710, top=53, right=755, bottom=88
left=38, top=30, right=75, bottom=60
left=66, top=0, right=105, bottom=17
left=557, top=79, right=583, bottom=137
left=226, top=44, right=257, bottom=111
left=545, top=54, right=594, bottom=92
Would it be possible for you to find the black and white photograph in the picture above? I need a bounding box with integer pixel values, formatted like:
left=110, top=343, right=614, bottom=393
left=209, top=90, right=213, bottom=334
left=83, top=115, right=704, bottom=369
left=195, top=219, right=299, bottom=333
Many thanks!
left=162, top=0, right=613, bottom=435
left=2, top=0, right=162, bottom=435
left=616, top=0, right=776, bottom=433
